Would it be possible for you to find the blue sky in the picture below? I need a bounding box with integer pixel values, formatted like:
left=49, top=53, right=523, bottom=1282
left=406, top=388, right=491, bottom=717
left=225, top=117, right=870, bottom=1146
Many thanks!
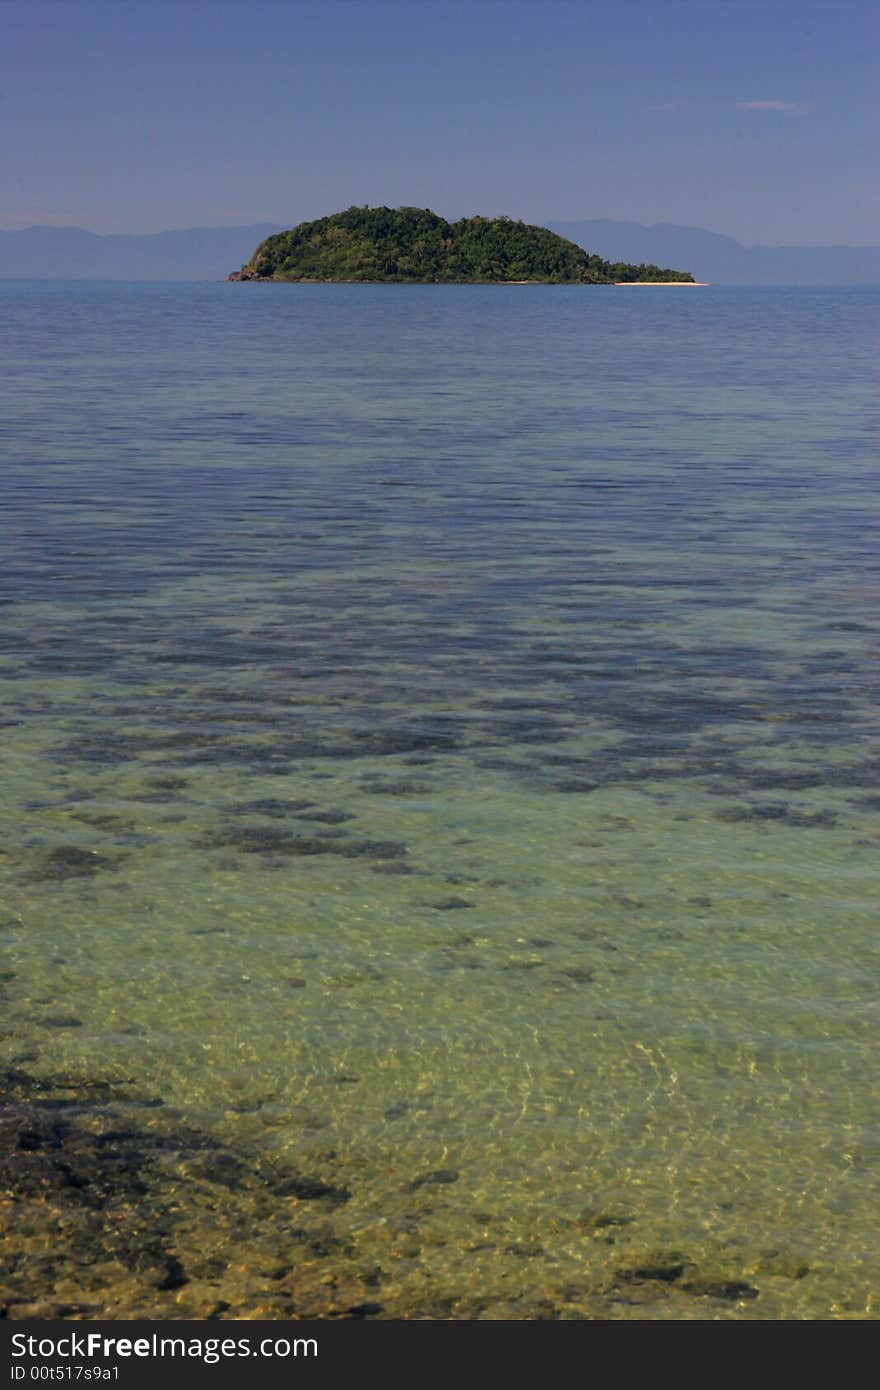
left=2, top=0, right=876, bottom=243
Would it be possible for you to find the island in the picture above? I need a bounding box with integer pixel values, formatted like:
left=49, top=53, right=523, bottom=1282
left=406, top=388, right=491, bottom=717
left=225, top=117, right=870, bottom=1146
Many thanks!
left=228, top=206, right=695, bottom=284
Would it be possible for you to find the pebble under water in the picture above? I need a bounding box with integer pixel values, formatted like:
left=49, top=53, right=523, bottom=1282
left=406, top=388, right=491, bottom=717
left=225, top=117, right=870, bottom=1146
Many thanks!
left=0, top=281, right=877, bottom=1319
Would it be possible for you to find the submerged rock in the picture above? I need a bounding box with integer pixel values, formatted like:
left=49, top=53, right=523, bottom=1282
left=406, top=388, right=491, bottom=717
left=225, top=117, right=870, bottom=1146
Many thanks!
left=408, top=1169, right=460, bottom=1190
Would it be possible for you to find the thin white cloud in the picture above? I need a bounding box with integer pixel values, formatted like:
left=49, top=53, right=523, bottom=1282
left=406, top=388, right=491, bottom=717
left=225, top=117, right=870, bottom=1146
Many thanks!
left=738, top=100, right=804, bottom=112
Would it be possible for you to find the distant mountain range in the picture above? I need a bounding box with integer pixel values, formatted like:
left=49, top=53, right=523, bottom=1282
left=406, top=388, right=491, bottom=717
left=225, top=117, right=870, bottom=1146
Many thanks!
left=1, top=218, right=877, bottom=284
left=546, top=220, right=879, bottom=286
left=0, top=223, right=284, bottom=281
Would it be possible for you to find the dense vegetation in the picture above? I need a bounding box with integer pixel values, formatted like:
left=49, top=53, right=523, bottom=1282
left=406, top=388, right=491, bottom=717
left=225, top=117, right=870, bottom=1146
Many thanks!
left=235, top=207, right=694, bottom=283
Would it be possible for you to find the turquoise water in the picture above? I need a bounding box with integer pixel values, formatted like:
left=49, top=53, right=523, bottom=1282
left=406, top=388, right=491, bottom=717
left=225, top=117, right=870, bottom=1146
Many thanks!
left=0, top=282, right=876, bottom=1319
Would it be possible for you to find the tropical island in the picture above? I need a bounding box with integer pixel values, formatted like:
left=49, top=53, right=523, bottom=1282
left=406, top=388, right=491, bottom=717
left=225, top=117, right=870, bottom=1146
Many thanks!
left=228, top=206, right=696, bottom=284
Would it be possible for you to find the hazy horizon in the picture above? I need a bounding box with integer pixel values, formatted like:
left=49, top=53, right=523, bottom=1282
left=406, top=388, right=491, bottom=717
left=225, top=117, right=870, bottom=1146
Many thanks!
left=2, top=214, right=876, bottom=252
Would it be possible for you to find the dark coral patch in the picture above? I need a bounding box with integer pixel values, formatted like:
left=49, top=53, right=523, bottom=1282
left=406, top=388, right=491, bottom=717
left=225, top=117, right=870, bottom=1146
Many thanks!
left=715, top=803, right=837, bottom=827
left=199, top=826, right=406, bottom=859
left=23, top=847, right=126, bottom=882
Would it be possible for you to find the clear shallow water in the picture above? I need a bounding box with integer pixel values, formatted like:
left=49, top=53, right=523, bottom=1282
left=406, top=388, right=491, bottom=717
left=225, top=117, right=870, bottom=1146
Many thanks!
left=0, top=281, right=877, bottom=1319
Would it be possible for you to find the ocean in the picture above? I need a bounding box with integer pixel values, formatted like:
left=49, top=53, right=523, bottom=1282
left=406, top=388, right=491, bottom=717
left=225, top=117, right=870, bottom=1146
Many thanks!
left=1, top=281, right=876, bottom=1319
